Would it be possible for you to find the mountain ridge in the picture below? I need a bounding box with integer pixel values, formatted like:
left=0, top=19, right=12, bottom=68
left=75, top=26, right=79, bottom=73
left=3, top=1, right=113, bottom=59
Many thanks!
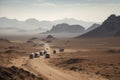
left=78, top=14, right=120, bottom=38
left=0, top=17, right=95, bottom=35
left=44, top=23, right=85, bottom=33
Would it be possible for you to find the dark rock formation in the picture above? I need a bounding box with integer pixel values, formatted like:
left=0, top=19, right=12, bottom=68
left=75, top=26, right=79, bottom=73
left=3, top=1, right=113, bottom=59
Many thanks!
left=78, top=14, right=120, bottom=38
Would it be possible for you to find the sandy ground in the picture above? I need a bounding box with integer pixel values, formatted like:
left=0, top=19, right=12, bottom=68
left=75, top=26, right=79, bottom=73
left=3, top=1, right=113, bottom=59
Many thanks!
left=11, top=53, right=108, bottom=80
left=0, top=37, right=120, bottom=80
left=49, top=38, right=120, bottom=80
left=10, top=42, right=107, bottom=80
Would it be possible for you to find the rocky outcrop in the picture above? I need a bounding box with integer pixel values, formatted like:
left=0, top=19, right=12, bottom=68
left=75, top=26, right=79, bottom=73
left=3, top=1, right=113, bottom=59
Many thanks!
left=44, top=23, right=85, bottom=33
left=0, top=66, right=45, bottom=80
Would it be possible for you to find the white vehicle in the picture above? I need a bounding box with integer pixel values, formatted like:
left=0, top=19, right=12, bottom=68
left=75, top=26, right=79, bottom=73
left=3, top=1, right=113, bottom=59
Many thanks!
left=29, top=53, right=35, bottom=59
left=45, top=53, right=50, bottom=58
left=35, top=52, right=40, bottom=58
left=40, top=50, right=44, bottom=56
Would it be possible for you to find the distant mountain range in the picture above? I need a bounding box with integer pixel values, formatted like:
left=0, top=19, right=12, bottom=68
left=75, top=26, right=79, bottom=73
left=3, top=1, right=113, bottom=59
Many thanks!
left=42, top=23, right=100, bottom=38
left=78, top=14, right=120, bottom=38
left=0, top=17, right=94, bottom=35
left=53, top=18, right=93, bottom=29
left=2, top=15, right=119, bottom=38
left=0, top=17, right=47, bottom=34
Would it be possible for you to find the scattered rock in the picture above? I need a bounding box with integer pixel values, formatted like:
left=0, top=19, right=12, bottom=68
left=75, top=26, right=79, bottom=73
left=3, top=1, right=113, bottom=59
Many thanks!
left=0, top=66, right=45, bottom=80
left=62, top=58, right=88, bottom=64
left=5, top=50, right=18, bottom=54
left=26, top=40, right=34, bottom=43
left=29, top=37, right=39, bottom=41
left=8, top=46, right=19, bottom=49
left=0, top=38, right=11, bottom=43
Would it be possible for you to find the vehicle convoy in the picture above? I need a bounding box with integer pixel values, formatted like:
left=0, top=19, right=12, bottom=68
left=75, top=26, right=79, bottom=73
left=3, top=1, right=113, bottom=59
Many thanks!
left=29, top=43, right=51, bottom=59
left=29, top=50, right=50, bottom=59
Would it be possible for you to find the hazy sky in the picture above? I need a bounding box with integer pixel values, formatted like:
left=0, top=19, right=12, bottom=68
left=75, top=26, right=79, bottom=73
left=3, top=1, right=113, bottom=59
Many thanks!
left=0, top=0, right=120, bottom=22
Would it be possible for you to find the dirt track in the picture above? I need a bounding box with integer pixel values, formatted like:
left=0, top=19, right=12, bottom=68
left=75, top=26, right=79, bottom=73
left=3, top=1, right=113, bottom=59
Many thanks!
left=29, top=58, right=82, bottom=80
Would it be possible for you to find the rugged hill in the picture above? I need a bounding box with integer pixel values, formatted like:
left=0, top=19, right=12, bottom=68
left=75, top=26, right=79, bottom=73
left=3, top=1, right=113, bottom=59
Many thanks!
left=78, top=14, right=120, bottom=38
left=44, top=23, right=85, bottom=33
left=85, top=23, right=100, bottom=33
left=0, top=38, right=11, bottom=43
left=46, top=35, right=55, bottom=39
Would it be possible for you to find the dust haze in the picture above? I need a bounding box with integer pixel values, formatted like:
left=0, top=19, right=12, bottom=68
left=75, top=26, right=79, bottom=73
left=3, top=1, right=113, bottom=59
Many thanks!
left=0, top=0, right=120, bottom=80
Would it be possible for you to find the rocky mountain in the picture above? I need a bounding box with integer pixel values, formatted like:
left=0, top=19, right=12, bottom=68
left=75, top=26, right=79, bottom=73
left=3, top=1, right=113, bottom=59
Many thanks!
left=114, top=30, right=120, bottom=37
left=78, top=14, right=120, bottom=38
left=42, top=23, right=85, bottom=38
left=85, top=23, right=100, bottom=33
left=45, top=23, right=85, bottom=33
